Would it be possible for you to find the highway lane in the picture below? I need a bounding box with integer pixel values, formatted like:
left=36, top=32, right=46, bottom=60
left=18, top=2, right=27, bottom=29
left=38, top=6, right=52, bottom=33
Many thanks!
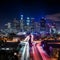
left=31, top=42, right=51, bottom=60
left=31, top=45, right=42, bottom=60
left=36, top=44, right=51, bottom=60
left=18, top=34, right=51, bottom=60
left=19, top=41, right=29, bottom=60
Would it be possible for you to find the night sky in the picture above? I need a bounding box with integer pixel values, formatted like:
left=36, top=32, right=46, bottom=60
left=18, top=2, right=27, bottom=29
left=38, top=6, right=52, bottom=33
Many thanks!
left=0, top=0, right=60, bottom=27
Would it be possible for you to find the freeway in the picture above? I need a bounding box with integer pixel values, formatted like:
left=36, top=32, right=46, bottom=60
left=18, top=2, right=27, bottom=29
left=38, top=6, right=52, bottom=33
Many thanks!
left=19, top=41, right=29, bottom=60
left=31, top=44, right=42, bottom=60
left=18, top=34, right=52, bottom=60
left=31, top=42, right=51, bottom=60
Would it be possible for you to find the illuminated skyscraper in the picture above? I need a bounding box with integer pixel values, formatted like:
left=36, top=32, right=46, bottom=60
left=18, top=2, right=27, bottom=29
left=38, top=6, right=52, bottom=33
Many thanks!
left=31, top=18, right=35, bottom=32
left=26, top=17, right=30, bottom=26
left=13, top=18, right=20, bottom=29
left=4, top=22, right=12, bottom=33
left=26, top=17, right=31, bottom=32
left=20, top=15, right=24, bottom=31
left=21, top=15, right=23, bottom=20
left=5, top=22, right=11, bottom=29
left=40, top=17, right=46, bottom=28
left=40, top=17, right=46, bottom=31
left=34, top=22, right=40, bottom=32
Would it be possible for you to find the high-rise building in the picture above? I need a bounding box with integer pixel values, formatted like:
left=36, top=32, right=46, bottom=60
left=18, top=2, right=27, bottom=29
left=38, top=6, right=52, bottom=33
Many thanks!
left=26, top=17, right=30, bottom=26
left=20, top=15, right=24, bottom=32
left=4, top=22, right=12, bottom=33
left=30, top=18, right=35, bottom=32
left=13, top=18, right=20, bottom=29
left=5, top=22, right=11, bottom=29
left=26, top=17, right=31, bottom=32
left=34, top=22, right=40, bottom=32
left=40, top=17, right=46, bottom=27
left=40, top=17, right=46, bottom=31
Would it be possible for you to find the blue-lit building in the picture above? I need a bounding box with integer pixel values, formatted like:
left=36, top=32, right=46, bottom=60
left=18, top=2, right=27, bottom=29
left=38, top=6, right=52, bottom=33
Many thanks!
left=20, top=15, right=24, bottom=32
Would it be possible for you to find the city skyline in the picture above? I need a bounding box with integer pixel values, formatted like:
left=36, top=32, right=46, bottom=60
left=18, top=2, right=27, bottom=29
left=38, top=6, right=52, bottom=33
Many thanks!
left=0, top=0, right=60, bottom=29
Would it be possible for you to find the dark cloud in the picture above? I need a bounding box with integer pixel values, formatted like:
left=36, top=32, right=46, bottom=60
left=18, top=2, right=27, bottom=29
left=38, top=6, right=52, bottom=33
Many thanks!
left=45, top=13, right=60, bottom=21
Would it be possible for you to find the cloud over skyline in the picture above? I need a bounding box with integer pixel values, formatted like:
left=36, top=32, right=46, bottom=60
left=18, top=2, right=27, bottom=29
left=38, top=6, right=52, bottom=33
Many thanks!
left=45, top=13, right=60, bottom=21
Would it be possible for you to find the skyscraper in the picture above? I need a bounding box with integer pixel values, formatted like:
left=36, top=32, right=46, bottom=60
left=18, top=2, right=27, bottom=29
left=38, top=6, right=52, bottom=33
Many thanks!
left=40, top=17, right=46, bottom=28
left=20, top=15, right=24, bottom=32
left=34, top=22, right=40, bottom=32
left=31, top=18, right=35, bottom=32
left=13, top=18, right=20, bottom=29
left=5, top=22, right=11, bottom=29
left=26, top=17, right=31, bottom=32
left=26, top=17, right=30, bottom=26
left=40, top=17, right=46, bottom=31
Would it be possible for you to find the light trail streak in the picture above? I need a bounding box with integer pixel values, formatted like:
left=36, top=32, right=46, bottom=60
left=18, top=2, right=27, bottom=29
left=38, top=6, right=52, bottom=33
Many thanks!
left=32, top=45, right=41, bottom=60
left=20, top=42, right=29, bottom=60
left=36, top=44, right=51, bottom=60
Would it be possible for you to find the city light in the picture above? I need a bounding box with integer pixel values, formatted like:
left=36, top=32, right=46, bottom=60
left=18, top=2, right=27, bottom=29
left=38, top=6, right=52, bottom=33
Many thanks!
left=0, top=0, right=60, bottom=60
left=21, top=15, right=23, bottom=20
